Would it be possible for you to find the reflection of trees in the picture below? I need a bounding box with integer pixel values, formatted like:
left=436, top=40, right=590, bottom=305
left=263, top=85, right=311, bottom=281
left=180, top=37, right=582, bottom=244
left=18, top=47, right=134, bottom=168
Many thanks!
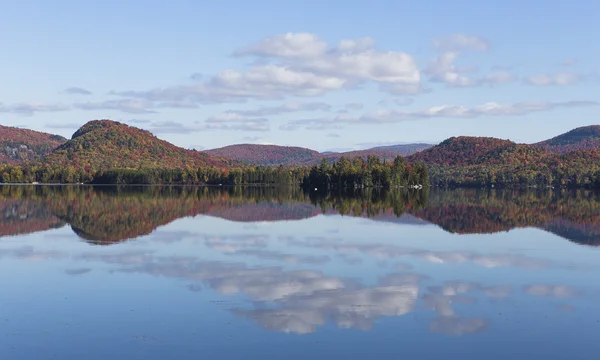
left=0, top=186, right=65, bottom=237
left=1, top=185, right=600, bottom=246
left=413, top=188, right=600, bottom=246
left=0, top=185, right=429, bottom=243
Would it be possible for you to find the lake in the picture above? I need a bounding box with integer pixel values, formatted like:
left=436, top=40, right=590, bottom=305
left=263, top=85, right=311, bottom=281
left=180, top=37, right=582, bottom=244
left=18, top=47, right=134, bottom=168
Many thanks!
left=1, top=185, right=600, bottom=359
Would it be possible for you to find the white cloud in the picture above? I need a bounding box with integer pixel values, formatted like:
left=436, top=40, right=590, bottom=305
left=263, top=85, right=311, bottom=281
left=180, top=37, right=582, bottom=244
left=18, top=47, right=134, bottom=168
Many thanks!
left=110, top=33, right=421, bottom=103
left=479, top=71, right=516, bottom=85
left=226, top=101, right=331, bottom=117
left=281, top=100, right=598, bottom=130
left=337, top=37, right=375, bottom=52
left=425, top=52, right=476, bottom=87
left=234, top=32, right=328, bottom=59
left=205, top=113, right=269, bottom=131
left=524, top=73, right=584, bottom=86
left=74, top=99, right=156, bottom=114
left=432, top=34, right=490, bottom=52
left=0, top=102, right=70, bottom=115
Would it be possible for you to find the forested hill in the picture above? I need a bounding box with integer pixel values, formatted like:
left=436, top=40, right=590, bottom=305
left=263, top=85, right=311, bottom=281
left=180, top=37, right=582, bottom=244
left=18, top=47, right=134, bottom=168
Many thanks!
left=204, top=144, right=427, bottom=165
left=405, top=136, right=552, bottom=166
left=41, top=120, right=233, bottom=171
left=0, top=125, right=66, bottom=164
left=535, top=125, right=600, bottom=154
left=407, top=135, right=600, bottom=188
left=205, top=144, right=321, bottom=165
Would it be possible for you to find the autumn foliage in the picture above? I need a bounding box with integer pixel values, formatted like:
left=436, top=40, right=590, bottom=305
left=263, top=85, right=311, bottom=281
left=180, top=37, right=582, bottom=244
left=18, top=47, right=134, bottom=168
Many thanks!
left=0, top=125, right=66, bottom=164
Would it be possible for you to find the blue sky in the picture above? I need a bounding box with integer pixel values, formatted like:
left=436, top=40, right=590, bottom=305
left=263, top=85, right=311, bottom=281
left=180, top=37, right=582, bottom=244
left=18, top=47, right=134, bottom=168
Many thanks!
left=1, top=0, right=599, bottom=152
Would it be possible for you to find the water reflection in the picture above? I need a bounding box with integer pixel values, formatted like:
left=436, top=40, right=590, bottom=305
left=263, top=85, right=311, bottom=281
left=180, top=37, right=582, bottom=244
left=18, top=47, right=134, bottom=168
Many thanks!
left=1, top=185, right=600, bottom=359
left=1, top=185, right=600, bottom=246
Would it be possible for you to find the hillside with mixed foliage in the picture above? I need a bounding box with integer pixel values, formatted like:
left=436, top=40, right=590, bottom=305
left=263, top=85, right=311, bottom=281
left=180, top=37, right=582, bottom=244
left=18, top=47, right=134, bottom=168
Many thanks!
left=535, top=125, right=600, bottom=154
left=407, top=135, right=600, bottom=188
left=0, top=125, right=66, bottom=164
left=41, top=120, right=233, bottom=171
left=205, top=144, right=321, bottom=165
left=407, top=137, right=534, bottom=166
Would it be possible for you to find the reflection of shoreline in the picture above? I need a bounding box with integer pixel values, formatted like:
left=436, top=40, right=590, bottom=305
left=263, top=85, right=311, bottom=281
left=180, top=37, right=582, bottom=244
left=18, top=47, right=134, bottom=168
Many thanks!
left=1, top=186, right=600, bottom=246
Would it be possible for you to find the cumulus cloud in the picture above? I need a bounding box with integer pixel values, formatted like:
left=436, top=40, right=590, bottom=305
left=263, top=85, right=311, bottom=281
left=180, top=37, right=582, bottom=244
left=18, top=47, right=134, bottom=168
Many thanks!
left=74, top=99, right=156, bottom=114
left=0, top=102, right=70, bottom=115
left=147, top=121, right=201, bottom=134
left=234, top=32, right=328, bottom=59
left=280, top=100, right=598, bottom=130
left=64, top=87, right=92, bottom=95
left=432, top=34, right=490, bottom=52
left=111, top=66, right=347, bottom=103
left=225, top=102, right=331, bottom=117
left=524, top=73, right=584, bottom=86
left=425, top=52, right=476, bottom=87
left=109, top=33, right=421, bottom=104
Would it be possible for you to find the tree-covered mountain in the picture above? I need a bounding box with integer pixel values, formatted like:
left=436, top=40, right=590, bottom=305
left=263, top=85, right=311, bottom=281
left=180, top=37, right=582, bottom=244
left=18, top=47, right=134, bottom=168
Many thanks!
left=41, top=120, right=233, bottom=171
left=535, top=125, right=600, bottom=154
left=0, top=125, right=66, bottom=164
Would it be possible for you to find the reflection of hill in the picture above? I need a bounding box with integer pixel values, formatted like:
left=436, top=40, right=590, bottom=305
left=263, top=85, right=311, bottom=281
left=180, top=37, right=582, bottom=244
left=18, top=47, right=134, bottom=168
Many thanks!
left=207, top=203, right=320, bottom=222
left=412, top=189, right=600, bottom=246
left=1, top=185, right=600, bottom=246
left=0, top=187, right=66, bottom=237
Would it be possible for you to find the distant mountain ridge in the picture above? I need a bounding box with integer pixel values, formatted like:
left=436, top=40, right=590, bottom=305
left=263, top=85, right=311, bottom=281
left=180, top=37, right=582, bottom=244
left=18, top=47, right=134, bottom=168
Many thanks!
left=369, top=143, right=434, bottom=155
left=205, top=143, right=434, bottom=166
left=0, top=125, right=66, bottom=164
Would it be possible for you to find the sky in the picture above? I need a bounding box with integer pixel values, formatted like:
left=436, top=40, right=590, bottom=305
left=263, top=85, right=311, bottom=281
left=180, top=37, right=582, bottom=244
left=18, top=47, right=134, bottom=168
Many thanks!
left=1, top=0, right=599, bottom=152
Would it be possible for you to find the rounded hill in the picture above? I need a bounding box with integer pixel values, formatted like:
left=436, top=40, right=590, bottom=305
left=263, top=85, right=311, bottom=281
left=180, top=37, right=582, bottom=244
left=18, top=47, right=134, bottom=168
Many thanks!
left=205, top=144, right=321, bottom=166
left=42, top=120, right=231, bottom=170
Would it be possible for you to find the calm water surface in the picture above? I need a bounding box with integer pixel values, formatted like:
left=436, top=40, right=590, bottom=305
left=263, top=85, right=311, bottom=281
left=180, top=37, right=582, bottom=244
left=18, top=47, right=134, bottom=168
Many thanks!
left=1, top=185, right=600, bottom=359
